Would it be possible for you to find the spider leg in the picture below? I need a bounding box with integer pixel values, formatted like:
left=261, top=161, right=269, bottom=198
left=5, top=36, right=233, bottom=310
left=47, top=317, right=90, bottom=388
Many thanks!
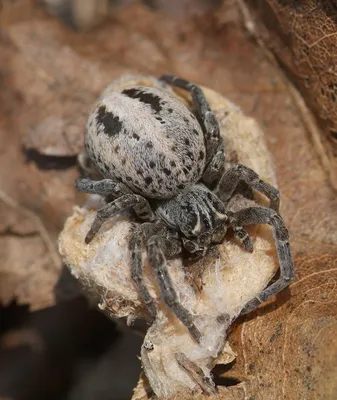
left=230, top=206, right=295, bottom=314
left=215, top=164, right=280, bottom=211
left=227, top=211, right=253, bottom=252
left=159, top=74, right=221, bottom=164
left=129, top=223, right=163, bottom=319
left=85, top=194, right=155, bottom=243
left=75, top=177, right=132, bottom=199
left=175, top=352, right=217, bottom=395
left=182, top=237, right=204, bottom=254
left=202, top=144, right=226, bottom=188
left=130, top=223, right=182, bottom=321
left=147, top=235, right=202, bottom=343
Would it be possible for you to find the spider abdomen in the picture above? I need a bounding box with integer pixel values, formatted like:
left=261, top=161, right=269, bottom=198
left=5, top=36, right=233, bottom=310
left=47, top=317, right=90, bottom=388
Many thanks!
left=85, top=85, right=206, bottom=198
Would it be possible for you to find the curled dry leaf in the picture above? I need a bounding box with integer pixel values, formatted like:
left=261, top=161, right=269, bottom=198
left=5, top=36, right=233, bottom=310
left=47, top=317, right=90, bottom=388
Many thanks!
left=245, top=0, right=337, bottom=189
left=0, top=0, right=336, bottom=398
left=59, top=76, right=280, bottom=398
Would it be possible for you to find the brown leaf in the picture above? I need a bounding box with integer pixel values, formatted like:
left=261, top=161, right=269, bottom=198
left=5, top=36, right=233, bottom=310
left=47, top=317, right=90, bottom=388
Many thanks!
left=245, top=0, right=337, bottom=189
left=0, top=0, right=336, bottom=398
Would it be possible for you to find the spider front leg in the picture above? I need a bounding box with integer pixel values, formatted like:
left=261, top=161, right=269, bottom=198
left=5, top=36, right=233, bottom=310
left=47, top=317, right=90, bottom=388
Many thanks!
left=159, top=74, right=221, bottom=164
left=75, top=177, right=133, bottom=199
left=130, top=223, right=201, bottom=342
left=129, top=222, right=166, bottom=319
left=85, top=194, right=155, bottom=244
left=230, top=206, right=295, bottom=314
left=147, top=235, right=202, bottom=343
left=227, top=211, right=254, bottom=253
left=215, top=164, right=280, bottom=211
left=202, top=142, right=226, bottom=188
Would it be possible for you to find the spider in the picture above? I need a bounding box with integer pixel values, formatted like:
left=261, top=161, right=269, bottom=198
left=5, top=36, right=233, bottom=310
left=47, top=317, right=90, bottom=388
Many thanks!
left=76, top=74, right=295, bottom=343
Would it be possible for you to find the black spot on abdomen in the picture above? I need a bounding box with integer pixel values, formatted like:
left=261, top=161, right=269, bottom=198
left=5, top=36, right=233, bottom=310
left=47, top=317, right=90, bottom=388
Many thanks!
left=97, top=105, right=123, bottom=137
left=122, top=88, right=163, bottom=113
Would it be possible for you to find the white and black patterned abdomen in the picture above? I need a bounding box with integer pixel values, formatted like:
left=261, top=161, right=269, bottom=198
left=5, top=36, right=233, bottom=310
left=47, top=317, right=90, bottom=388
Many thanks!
left=85, top=86, right=206, bottom=198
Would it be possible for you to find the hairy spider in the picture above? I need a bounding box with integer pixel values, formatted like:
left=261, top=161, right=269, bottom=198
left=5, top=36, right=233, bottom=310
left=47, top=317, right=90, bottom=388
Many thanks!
left=76, top=75, right=295, bottom=343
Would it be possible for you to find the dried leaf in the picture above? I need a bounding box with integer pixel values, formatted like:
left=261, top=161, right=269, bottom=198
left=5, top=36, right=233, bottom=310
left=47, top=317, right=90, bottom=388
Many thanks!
left=245, top=0, right=337, bottom=189
left=0, top=0, right=336, bottom=398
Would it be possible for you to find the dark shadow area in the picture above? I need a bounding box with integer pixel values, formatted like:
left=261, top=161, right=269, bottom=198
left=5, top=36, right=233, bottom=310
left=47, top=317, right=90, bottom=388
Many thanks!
left=0, top=298, right=142, bottom=400
left=211, top=360, right=242, bottom=388
left=24, top=149, right=77, bottom=170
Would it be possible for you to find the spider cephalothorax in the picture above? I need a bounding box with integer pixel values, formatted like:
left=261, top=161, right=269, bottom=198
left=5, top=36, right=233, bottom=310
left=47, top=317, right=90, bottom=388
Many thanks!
left=154, top=183, right=228, bottom=253
left=76, top=75, right=295, bottom=344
